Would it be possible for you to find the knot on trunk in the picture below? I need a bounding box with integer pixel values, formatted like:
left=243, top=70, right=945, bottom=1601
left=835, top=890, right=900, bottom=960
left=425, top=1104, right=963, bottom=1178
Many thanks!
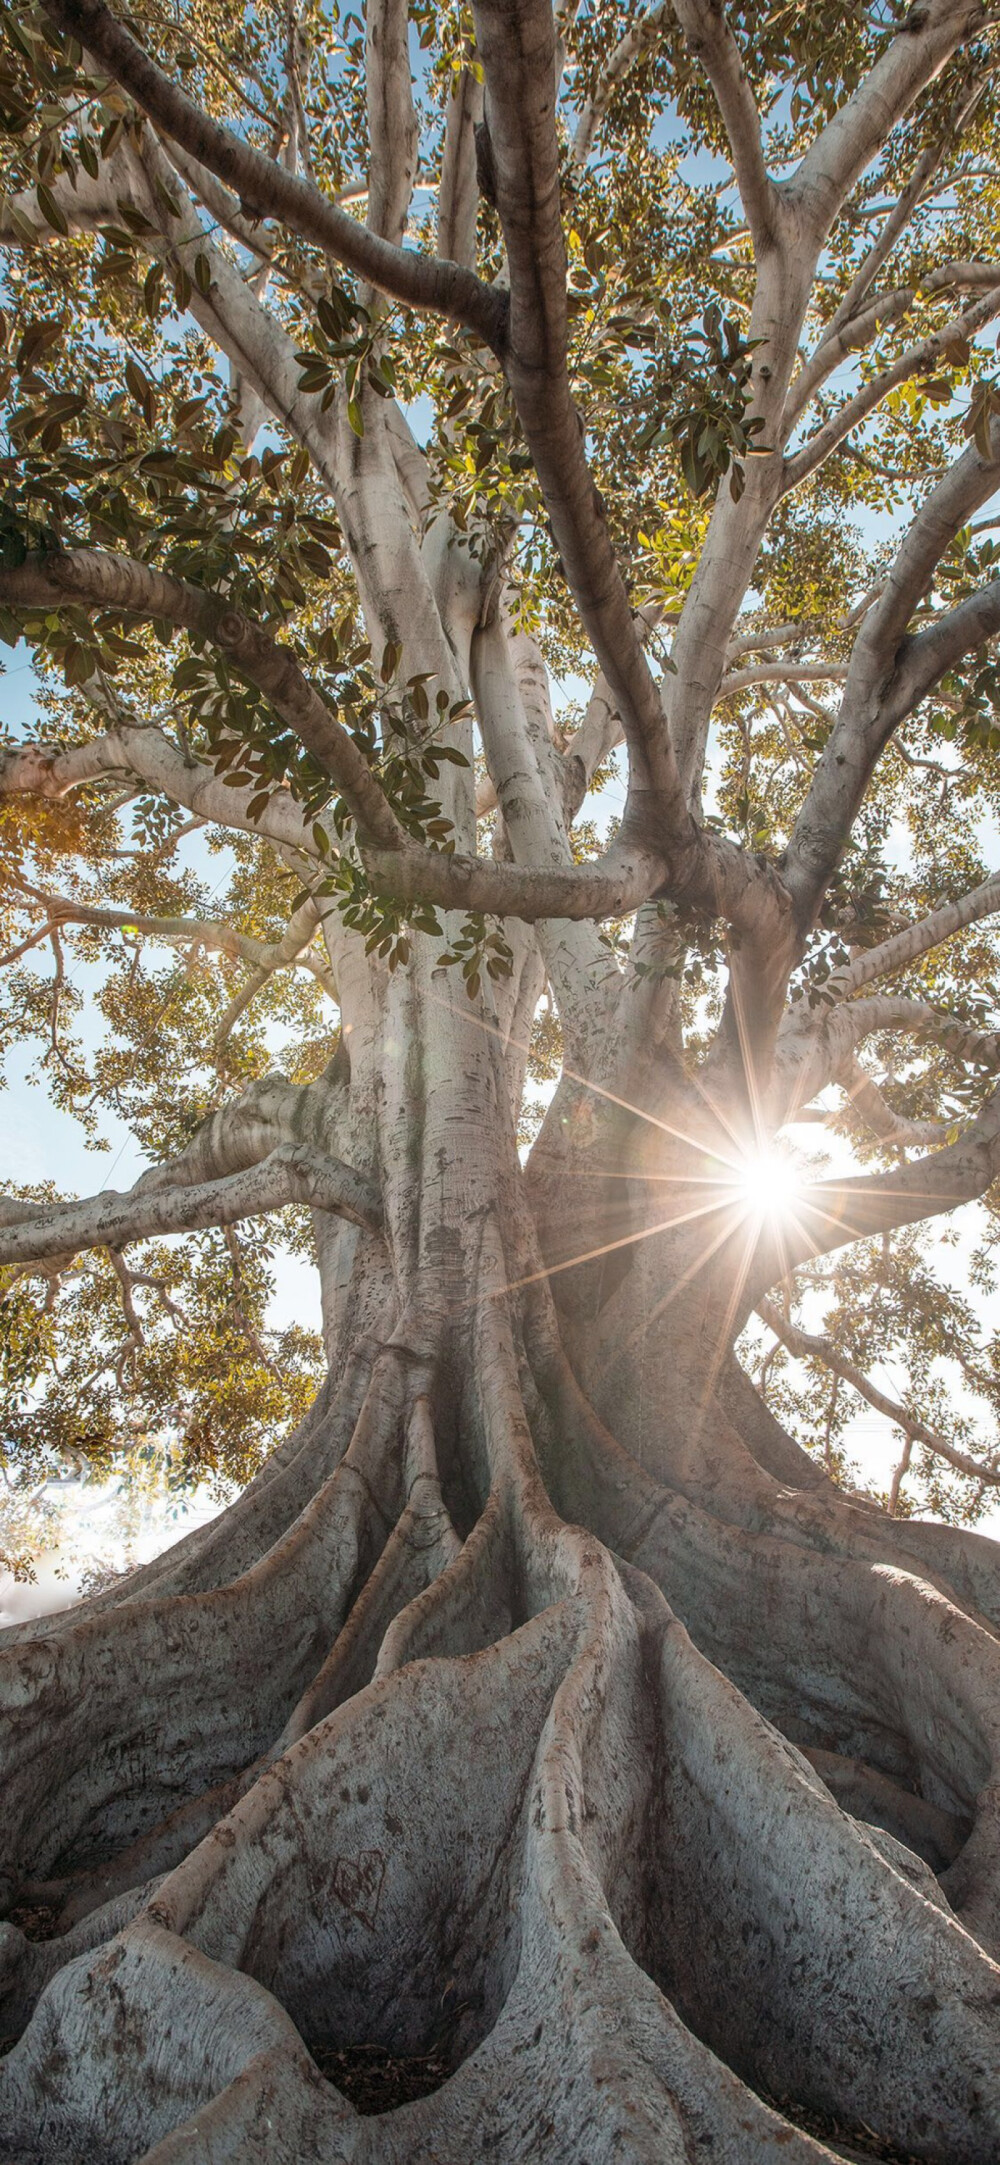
left=214, top=608, right=249, bottom=648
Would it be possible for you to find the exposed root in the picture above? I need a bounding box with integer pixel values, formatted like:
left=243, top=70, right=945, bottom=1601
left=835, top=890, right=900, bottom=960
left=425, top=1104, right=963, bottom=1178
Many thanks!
left=802, top=1747, right=969, bottom=1872
left=278, top=1397, right=464, bottom=1741
left=0, top=1450, right=836, bottom=2163
left=7, top=1242, right=1000, bottom=2160
left=528, top=1289, right=1000, bottom=1953
left=0, top=1352, right=413, bottom=1904
left=0, top=1354, right=372, bottom=1647
left=636, top=1571, right=1000, bottom=2162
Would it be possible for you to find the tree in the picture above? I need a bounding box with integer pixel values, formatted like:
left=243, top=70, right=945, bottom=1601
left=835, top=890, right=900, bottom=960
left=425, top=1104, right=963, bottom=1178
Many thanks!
left=3, top=0, right=1000, bottom=2151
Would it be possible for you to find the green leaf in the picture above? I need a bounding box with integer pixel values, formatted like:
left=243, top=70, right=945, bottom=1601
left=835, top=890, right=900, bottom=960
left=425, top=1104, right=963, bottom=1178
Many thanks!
left=143, top=261, right=164, bottom=321
left=125, top=357, right=156, bottom=425
left=35, top=183, right=69, bottom=237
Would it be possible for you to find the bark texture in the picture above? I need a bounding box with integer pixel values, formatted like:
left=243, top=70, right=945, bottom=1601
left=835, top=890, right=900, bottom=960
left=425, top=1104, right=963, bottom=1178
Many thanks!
left=4, top=985, right=1000, bottom=2164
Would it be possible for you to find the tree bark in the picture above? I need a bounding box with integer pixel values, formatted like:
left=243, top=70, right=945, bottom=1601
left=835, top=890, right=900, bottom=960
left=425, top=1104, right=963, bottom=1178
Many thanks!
left=4, top=954, right=1000, bottom=2164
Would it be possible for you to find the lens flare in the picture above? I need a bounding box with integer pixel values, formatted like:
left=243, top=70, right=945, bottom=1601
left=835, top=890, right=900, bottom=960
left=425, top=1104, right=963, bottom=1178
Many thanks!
left=735, top=1145, right=802, bottom=1221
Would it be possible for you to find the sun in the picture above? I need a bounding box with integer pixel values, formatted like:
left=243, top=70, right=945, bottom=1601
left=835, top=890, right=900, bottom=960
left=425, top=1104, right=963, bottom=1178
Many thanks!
left=734, top=1144, right=803, bottom=1222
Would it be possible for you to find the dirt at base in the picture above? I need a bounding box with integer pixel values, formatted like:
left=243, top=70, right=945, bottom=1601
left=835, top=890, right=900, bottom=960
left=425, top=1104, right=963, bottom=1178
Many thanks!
left=310, top=2040, right=451, bottom=2113
left=309, top=2057, right=929, bottom=2150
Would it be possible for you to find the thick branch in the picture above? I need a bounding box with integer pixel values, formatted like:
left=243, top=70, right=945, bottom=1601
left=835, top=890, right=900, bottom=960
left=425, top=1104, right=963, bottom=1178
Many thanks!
left=928, top=260, right=1000, bottom=293
left=0, top=551, right=407, bottom=851
left=437, top=68, right=483, bottom=268
left=801, top=68, right=986, bottom=379
left=826, top=872, right=1000, bottom=1001
left=753, top=1086, right=1000, bottom=1286
left=790, top=0, right=986, bottom=245
left=827, top=993, right=1000, bottom=1075
left=42, top=0, right=505, bottom=348
left=468, top=613, right=618, bottom=1047
left=0, top=1141, right=380, bottom=1268
left=777, top=987, right=1000, bottom=1118
left=671, top=0, right=782, bottom=251
left=887, top=576, right=1000, bottom=724
left=360, top=838, right=658, bottom=922
left=0, top=719, right=319, bottom=859
left=0, top=708, right=727, bottom=931
left=471, top=0, right=693, bottom=845
left=364, top=0, right=418, bottom=252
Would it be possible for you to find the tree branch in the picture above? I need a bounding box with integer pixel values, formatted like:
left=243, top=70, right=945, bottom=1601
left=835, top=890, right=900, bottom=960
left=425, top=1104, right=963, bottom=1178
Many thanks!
left=717, top=661, right=848, bottom=700
left=784, top=287, right=916, bottom=430
left=783, top=283, right=1000, bottom=491
left=886, top=576, right=1000, bottom=725
left=752, top=1084, right=1000, bottom=1288
left=0, top=550, right=408, bottom=850
left=2, top=889, right=337, bottom=1000
left=42, top=0, right=506, bottom=349
left=725, top=619, right=817, bottom=660
left=0, top=1141, right=380, bottom=1269
left=0, top=704, right=752, bottom=932
left=826, top=993, right=1000, bottom=1075
left=571, top=0, right=669, bottom=170
left=0, top=715, right=321, bottom=859
left=806, top=69, right=985, bottom=362
left=437, top=67, right=483, bottom=268
left=671, top=0, right=782, bottom=252
left=363, top=0, right=418, bottom=253
left=927, top=259, right=1000, bottom=294
left=470, top=0, right=694, bottom=849
left=841, top=1057, right=949, bottom=1150
left=818, top=149, right=945, bottom=344
left=777, top=985, right=1000, bottom=1118
left=360, top=838, right=660, bottom=922
left=783, top=428, right=1000, bottom=925
left=789, top=0, right=986, bottom=245
left=468, top=612, right=618, bottom=1051
left=757, top=1294, right=1000, bottom=1490
left=825, top=872, right=1000, bottom=1002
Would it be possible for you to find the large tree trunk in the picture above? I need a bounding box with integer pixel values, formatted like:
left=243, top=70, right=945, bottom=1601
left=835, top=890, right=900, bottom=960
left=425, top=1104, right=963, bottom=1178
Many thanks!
left=4, top=950, right=1000, bottom=2164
